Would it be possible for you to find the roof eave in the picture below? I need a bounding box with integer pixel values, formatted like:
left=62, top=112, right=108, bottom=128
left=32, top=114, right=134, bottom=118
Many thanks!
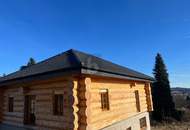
left=0, top=68, right=81, bottom=87
left=81, top=68, right=155, bottom=82
left=0, top=67, right=155, bottom=87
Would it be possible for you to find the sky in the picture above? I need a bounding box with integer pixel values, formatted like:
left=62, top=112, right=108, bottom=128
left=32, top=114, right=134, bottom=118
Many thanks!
left=0, top=0, right=190, bottom=87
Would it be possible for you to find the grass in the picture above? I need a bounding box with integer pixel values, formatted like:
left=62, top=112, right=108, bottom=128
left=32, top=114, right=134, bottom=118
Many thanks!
left=151, top=122, right=190, bottom=130
left=151, top=109, right=190, bottom=130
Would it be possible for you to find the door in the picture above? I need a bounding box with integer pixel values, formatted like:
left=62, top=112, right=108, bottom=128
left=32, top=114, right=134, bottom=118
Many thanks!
left=24, top=95, right=36, bottom=125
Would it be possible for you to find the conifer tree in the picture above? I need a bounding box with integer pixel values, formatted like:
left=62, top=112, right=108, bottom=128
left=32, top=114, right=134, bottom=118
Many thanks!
left=152, top=53, right=175, bottom=121
left=20, top=57, right=36, bottom=70
left=27, top=58, right=36, bottom=66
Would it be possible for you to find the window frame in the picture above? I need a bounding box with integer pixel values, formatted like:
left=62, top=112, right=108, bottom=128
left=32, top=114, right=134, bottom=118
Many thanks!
left=53, top=94, right=63, bottom=116
left=8, top=97, right=14, bottom=112
left=140, top=117, right=147, bottom=130
left=135, top=90, right=141, bottom=112
left=100, top=89, right=110, bottom=111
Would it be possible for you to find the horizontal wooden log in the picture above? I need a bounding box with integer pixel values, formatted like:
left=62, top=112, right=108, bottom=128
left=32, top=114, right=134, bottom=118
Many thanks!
left=88, top=77, right=149, bottom=130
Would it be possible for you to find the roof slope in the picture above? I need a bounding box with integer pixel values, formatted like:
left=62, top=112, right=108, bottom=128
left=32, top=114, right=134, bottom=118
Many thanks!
left=0, top=49, right=154, bottom=83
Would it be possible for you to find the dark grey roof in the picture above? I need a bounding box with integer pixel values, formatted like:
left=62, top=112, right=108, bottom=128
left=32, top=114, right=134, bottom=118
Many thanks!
left=0, top=49, right=154, bottom=84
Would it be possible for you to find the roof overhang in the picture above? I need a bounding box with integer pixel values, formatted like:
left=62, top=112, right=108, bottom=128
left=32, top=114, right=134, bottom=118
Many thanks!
left=0, top=67, right=154, bottom=87
left=81, top=68, right=155, bottom=83
left=0, top=68, right=81, bottom=87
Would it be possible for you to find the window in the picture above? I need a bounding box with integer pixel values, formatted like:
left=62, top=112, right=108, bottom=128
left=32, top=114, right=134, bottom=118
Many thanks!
left=53, top=94, right=63, bottom=115
left=135, top=90, right=141, bottom=112
left=100, top=89, right=109, bottom=110
left=126, top=127, right=132, bottom=130
left=8, top=97, right=14, bottom=112
left=140, top=117, right=147, bottom=130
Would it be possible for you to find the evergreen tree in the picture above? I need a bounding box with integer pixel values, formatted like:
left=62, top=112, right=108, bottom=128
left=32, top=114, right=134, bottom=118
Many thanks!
left=186, top=96, right=190, bottom=101
left=20, top=58, right=36, bottom=70
left=152, top=53, right=175, bottom=121
left=27, top=58, right=36, bottom=66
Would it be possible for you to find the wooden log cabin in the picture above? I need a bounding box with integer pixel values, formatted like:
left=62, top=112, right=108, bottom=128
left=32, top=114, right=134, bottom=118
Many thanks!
left=0, top=49, right=154, bottom=130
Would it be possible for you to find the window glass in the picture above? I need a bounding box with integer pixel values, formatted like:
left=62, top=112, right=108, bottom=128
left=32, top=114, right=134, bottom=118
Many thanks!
left=140, top=117, right=147, bottom=130
left=100, top=89, right=109, bottom=110
left=8, top=97, right=14, bottom=112
left=53, top=94, right=63, bottom=115
left=135, top=90, right=141, bottom=112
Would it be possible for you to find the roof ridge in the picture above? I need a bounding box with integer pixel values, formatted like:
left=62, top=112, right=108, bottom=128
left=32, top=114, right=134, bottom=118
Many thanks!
left=69, top=49, right=152, bottom=78
left=71, top=50, right=154, bottom=80
left=67, top=49, right=83, bottom=67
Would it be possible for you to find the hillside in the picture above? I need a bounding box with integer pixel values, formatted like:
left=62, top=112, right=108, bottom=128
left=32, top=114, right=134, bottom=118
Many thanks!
left=152, top=87, right=190, bottom=130
left=171, top=87, right=190, bottom=95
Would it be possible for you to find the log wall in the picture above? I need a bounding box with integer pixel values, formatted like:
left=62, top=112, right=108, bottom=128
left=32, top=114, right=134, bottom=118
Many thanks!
left=0, top=88, right=3, bottom=123
left=0, top=76, right=152, bottom=130
left=77, top=77, right=92, bottom=130
left=1, top=79, right=78, bottom=130
left=88, top=77, right=151, bottom=130
left=32, top=80, right=77, bottom=130
left=2, top=87, right=24, bottom=126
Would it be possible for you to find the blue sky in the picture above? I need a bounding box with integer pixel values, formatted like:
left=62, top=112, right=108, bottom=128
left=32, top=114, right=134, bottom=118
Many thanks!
left=0, top=0, right=190, bottom=87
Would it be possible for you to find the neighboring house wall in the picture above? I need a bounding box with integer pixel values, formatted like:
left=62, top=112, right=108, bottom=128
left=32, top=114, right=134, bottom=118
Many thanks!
left=1, top=78, right=79, bottom=130
left=87, top=77, right=152, bottom=130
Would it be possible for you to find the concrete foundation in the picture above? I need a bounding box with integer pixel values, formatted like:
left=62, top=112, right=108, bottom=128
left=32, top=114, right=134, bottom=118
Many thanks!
left=101, top=112, right=151, bottom=130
